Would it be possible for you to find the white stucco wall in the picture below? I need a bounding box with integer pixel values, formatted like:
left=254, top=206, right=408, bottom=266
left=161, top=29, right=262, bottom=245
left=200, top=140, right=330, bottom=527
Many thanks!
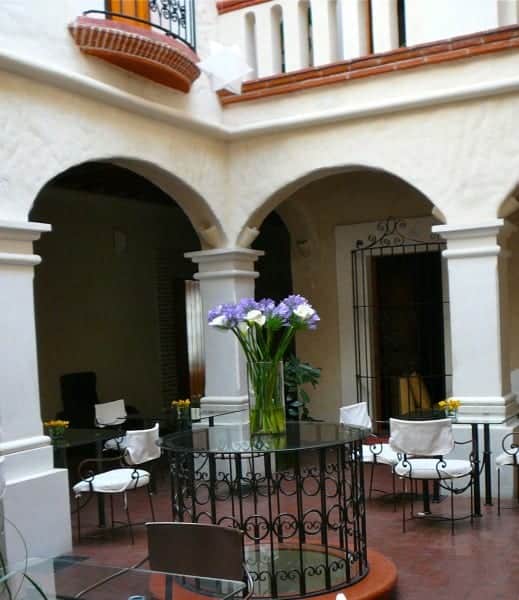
left=0, top=0, right=222, bottom=122
left=0, top=70, right=228, bottom=243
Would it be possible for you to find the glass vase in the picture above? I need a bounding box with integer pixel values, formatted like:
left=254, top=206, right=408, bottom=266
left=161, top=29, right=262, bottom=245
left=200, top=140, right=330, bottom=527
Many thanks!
left=247, top=361, right=286, bottom=436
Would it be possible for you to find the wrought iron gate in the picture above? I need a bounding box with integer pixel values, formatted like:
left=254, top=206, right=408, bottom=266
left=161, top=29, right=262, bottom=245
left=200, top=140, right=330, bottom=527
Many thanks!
left=351, top=218, right=451, bottom=423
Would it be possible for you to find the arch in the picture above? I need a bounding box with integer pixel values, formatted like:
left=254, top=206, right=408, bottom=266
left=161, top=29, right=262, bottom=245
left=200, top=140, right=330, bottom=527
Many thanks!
left=29, top=157, right=226, bottom=248
left=234, top=164, right=445, bottom=247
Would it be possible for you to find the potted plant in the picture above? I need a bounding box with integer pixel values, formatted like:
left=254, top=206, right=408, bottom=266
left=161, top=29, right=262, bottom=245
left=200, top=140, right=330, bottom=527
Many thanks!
left=284, top=355, right=321, bottom=420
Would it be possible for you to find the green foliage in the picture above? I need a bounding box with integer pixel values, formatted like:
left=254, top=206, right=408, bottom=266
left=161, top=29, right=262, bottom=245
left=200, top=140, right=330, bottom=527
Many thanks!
left=284, top=355, right=321, bottom=420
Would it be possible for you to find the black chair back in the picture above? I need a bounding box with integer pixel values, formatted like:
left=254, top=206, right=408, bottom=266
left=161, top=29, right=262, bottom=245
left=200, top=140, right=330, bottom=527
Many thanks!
left=60, top=371, right=98, bottom=428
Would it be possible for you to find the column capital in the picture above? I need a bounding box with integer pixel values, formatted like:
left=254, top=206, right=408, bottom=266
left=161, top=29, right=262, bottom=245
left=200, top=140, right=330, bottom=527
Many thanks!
left=0, top=220, right=51, bottom=267
left=432, top=219, right=503, bottom=240
left=432, top=220, right=504, bottom=259
left=0, top=220, right=51, bottom=242
left=185, top=248, right=264, bottom=281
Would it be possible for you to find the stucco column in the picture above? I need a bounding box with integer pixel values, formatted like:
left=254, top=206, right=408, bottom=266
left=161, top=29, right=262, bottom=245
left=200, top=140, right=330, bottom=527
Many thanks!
left=185, top=248, right=263, bottom=423
left=433, top=220, right=517, bottom=422
left=0, top=220, right=71, bottom=564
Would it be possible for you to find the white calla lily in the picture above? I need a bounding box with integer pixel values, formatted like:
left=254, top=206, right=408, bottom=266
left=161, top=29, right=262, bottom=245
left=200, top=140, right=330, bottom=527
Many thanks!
left=238, top=321, right=250, bottom=334
left=294, top=303, right=315, bottom=321
left=246, top=309, right=266, bottom=326
left=209, top=315, right=228, bottom=328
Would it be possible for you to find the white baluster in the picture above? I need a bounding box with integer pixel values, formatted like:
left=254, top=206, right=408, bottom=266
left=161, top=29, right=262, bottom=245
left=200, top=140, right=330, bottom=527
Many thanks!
left=254, top=3, right=283, bottom=77
left=337, top=0, right=371, bottom=60
left=498, top=0, right=519, bottom=25
left=370, top=0, right=399, bottom=53
left=281, top=0, right=309, bottom=71
left=309, top=0, right=335, bottom=66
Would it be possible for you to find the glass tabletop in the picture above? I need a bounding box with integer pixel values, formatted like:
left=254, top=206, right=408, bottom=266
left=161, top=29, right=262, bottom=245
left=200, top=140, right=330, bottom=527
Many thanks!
left=50, top=428, right=123, bottom=449
left=159, top=421, right=369, bottom=454
left=16, top=557, right=246, bottom=600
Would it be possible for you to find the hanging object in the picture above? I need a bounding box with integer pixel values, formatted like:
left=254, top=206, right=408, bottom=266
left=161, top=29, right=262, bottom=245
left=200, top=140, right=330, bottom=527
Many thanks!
left=198, top=41, right=253, bottom=94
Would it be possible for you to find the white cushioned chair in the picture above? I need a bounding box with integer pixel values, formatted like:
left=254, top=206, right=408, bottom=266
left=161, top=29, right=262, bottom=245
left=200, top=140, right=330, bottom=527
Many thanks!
left=95, top=399, right=127, bottom=427
left=340, top=402, right=399, bottom=499
left=496, top=431, right=519, bottom=515
left=73, top=423, right=160, bottom=543
left=390, top=417, right=474, bottom=534
left=95, top=399, right=129, bottom=452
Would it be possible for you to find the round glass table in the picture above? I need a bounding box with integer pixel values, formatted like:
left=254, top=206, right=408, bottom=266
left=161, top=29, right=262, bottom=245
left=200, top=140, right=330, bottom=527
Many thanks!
left=159, top=421, right=369, bottom=599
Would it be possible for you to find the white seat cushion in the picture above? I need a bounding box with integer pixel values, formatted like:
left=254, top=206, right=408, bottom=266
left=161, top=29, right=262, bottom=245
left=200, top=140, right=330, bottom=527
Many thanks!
left=496, top=452, right=519, bottom=467
left=73, top=468, right=150, bottom=496
left=395, top=458, right=472, bottom=480
left=362, top=443, right=399, bottom=466
left=103, top=437, right=127, bottom=452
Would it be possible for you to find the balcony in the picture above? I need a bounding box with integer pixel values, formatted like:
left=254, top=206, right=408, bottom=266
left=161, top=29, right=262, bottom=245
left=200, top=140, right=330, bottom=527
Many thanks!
left=68, top=1, right=200, bottom=93
left=216, top=0, right=519, bottom=104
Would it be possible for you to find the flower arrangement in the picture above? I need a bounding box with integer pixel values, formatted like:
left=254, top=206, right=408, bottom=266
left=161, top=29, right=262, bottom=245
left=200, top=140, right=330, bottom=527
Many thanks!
left=171, top=399, right=191, bottom=408
left=208, top=295, right=320, bottom=435
left=171, top=399, right=191, bottom=429
left=44, top=419, right=69, bottom=439
left=438, top=398, right=461, bottom=416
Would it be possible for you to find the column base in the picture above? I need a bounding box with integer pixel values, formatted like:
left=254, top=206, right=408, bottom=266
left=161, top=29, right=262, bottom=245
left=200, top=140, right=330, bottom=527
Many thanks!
left=3, top=443, right=72, bottom=565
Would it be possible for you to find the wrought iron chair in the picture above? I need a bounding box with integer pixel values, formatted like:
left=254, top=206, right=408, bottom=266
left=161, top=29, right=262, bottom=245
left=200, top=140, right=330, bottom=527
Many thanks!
left=496, top=431, right=519, bottom=515
left=340, top=402, right=399, bottom=500
left=146, top=522, right=253, bottom=599
left=73, top=423, right=160, bottom=543
left=390, top=417, right=474, bottom=534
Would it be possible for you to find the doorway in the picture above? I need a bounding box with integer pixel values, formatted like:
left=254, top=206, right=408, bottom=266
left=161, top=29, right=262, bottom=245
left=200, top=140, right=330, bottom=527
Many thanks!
left=372, top=251, right=446, bottom=421
left=351, top=218, right=450, bottom=424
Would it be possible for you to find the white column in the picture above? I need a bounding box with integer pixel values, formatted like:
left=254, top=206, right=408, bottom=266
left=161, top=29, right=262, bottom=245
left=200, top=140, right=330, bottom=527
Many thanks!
left=337, top=0, right=370, bottom=60
left=309, top=0, right=335, bottom=66
left=433, top=220, right=517, bottom=423
left=370, top=0, right=399, bottom=53
left=185, top=249, right=263, bottom=423
left=0, top=220, right=71, bottom=565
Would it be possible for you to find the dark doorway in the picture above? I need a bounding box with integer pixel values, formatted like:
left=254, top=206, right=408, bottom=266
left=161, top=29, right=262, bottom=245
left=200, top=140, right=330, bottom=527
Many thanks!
left=253, top=211, right=293, bottom=301
left=373, top=251, right=446, bottom=420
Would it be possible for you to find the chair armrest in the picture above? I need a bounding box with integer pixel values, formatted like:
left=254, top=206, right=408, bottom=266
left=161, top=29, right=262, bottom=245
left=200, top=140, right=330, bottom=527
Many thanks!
left=77, top=454, right=125, bottom=482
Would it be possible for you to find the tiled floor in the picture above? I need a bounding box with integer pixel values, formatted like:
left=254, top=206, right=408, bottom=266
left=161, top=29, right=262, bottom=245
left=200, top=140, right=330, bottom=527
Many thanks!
left=69, top=461, right=519, bottom=600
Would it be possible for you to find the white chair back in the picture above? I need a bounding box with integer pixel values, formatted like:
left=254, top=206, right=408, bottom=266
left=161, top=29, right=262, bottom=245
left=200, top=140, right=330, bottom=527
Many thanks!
left=125, top=423, right=161, bottom=465
left=389, top=418, right=454, bottom=457
left=340, top=402, right=372, bottom=430
left=95, top=399, right=127, bottom=427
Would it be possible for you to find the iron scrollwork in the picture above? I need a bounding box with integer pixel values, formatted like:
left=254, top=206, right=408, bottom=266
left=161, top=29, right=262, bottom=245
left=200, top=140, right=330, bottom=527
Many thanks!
left=166, top=442, right=368, bottom=598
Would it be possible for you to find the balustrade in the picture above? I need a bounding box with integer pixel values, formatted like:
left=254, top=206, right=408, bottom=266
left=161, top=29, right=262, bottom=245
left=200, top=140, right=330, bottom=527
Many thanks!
left=222, top=0, right=519, bottom=81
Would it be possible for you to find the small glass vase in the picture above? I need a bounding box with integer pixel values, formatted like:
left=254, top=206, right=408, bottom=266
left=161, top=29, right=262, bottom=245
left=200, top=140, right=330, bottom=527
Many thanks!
left=46, top=426, right=67, bottom=440
left=247, top=361, right=286, bottom=436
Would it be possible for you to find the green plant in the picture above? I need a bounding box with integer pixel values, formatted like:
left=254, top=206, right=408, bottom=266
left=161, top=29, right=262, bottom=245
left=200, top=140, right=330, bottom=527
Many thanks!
left=284, top=355, right=321, bottom=420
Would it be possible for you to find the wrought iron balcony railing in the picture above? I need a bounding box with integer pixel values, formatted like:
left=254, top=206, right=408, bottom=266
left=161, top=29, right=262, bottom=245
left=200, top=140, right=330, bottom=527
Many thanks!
left=84, top=0, right=196, bottom=52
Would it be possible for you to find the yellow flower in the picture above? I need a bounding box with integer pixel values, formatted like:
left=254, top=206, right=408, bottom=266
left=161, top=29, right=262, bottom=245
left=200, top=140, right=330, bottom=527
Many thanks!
left=438, top=400, right=447, bottom=408
left=44, top=420, right=69, bottom=428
